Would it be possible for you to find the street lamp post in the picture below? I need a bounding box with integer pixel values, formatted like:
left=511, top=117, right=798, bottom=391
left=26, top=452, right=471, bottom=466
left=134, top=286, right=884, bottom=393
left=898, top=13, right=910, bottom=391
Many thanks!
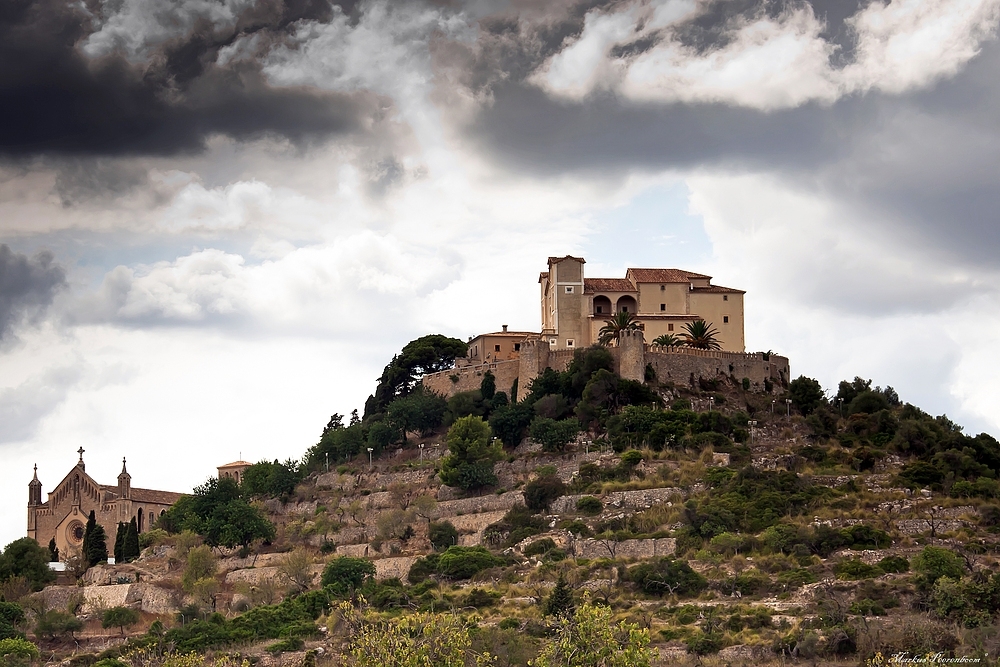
left=749, top=420, right=758, bottom=445
left=419, top=443, right=425, bottom=462
left=325, top=452, right=329, bottom=473
left=367, top=447, right=374, bottom=471
left=837, top=397, right=844, bottom=416
left=771, top=400, right=775, bottom=414
left=786, top=399, right=792, bottom=417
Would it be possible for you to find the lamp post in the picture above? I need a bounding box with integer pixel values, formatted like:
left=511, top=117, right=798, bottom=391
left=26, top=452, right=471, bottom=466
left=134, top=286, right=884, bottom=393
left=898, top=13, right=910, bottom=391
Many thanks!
left=749, top=420, right=757, bottom=446
left=837, top=397, right=844, bottom=416
left=367, top=447, right=374, bottom=471
left=785, top=398, right=792, bottom=417
left=419, top=443, right=425, bottom=463
left=325, top=452, right=329, bottom=473
left=771, top=400, right=775, bottom=414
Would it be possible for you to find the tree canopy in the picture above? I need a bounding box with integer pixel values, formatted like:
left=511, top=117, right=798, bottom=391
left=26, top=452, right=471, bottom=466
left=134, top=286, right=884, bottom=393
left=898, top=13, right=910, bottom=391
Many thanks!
left=439, top=416, right=503, bottom=490
left=0, top=539, right=54, bottom=591
left=365, top=334, right=467, bottom=418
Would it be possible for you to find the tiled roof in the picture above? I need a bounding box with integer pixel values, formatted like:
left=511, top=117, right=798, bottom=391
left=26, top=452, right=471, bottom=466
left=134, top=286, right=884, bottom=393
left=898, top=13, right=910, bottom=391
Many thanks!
left=474, top=331, right=537, bottom=337
left=547, top=255, right=586, bottom=265
left=130, top=487, right=185, bottom=505
left=692, top=285, right=745, bottom=294
left=626, top=268, right=712, bottom=283
left=584, top=278, right=635, bottom=293
left=219, top=460, right=252, bottom=468
left=538, top=272, right=549, bottom=283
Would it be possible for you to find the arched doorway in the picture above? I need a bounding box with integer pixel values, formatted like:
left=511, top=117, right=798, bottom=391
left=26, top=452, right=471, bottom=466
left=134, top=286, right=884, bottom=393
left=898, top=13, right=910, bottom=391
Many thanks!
left=593, top=295, right=611, bottom=316
left=616, top=296, right=637, bottom=314
left=137, top=508, right=144, bottom=533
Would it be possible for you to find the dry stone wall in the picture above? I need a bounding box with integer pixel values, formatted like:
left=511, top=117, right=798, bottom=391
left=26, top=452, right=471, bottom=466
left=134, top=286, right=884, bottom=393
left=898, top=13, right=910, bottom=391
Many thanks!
left=423, top=359, right=519, bottom=398
left=572, top=537, right=676, bottom=559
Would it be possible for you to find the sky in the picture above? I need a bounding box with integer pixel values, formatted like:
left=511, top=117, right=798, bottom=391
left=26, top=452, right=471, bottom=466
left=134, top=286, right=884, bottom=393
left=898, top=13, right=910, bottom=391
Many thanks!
left=2, top=0, right=1000, bottom=547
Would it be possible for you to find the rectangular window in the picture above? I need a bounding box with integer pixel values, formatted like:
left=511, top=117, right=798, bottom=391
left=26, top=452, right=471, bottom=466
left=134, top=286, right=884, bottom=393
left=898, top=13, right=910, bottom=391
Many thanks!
left=514, top=343, right=521, bottom=351
left=660, top=303, right=666, bottom=311
left=495, top=344, right=501, bottom=352
left=548, top=339, right=557, bottom=347
left=596, top=305, right=603, bottom=314
left=723, top=316, right=729, bottom=323
left=668, top=323, right=674, bottom=331
left=660, top=285, right=665, bottom=291
left=566, top=339, right=575, bottom=348
left=723, top=295, right=728, bottom=301
left=565, top=286, right=574, bottom=293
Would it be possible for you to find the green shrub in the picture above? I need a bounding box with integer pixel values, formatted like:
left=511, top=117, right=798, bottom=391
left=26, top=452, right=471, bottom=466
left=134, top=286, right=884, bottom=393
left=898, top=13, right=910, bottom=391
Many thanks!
left=627, top=557, right=707, bottom=597
left=877, top=555, right=909, bottom=573
left=524, top=475, right=566, bottom=512
left=776, top=568, right=817, bottom=588
left=407, top=554, right=440, bottom=584
left=267, top=637, right=305, bottom=654
left=529, top=417, right=580, bottom=453
left=498, top=618, right=519, bottom=630
left=0, top=604, right=25, bottom=642
left=686, top=631, right=724, bottom=655
left=428, top=521, right=458, bottom=551
left=912, top=546, right=965, bottom=589
left=436, top=546, right=501, bottom=579
left=101, top=607, right=139, bottom=635
left=834, top=559, right=883, bottom=580
left=575, top=497, right=603, bottom=515
left=620, top=450, right=643, bottom=467
left=523, top=539, right=557, bottom=558
left=321, top=557, right=375, bottom=595
left=560, top=520, right=592, bottom=537
left=0, top=638, right=38, bottom=661
left=461, top=588, right=499, bottom=608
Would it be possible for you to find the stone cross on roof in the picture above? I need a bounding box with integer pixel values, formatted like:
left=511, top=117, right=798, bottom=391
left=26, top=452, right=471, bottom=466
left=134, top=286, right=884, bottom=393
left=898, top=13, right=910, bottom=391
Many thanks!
left=77, top=446, right=85, bottom=462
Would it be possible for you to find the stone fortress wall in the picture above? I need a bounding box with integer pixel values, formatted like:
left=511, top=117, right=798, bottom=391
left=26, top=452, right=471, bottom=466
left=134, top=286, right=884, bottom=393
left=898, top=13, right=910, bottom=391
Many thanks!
left=423, top=331, right=790, bottom=400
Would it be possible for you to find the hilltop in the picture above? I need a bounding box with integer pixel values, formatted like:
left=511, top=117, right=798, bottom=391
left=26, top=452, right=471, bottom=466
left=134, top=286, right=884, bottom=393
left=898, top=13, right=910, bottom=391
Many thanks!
left=2, top=337, right=1000, bottom=667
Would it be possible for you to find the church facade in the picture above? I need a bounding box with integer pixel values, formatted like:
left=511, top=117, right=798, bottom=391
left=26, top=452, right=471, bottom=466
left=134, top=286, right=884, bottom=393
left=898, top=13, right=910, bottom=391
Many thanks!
left=27, top=449, right=184, bottom=560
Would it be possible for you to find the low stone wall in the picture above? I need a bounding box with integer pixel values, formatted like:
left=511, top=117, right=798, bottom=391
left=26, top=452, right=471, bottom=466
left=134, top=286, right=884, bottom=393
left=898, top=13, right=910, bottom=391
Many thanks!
left=82, top=584, right=136, bottom=614
left=550, top=487, right=684, bottom=514
left=435, top=491, right=524, bottom=518
left=895, top=519, right=966, bottom=535
left=572, top=537, right=676, bottom=559
left=375, top=557, right=420, bottom=581
left=225, top=566, right=282, bottom=586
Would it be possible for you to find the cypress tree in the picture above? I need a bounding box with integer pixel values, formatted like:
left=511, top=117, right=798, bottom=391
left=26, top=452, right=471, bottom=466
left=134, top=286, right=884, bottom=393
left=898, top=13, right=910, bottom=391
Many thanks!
left=124, top=517, right=140, bottom=562
left=114, top=522, right=126, bottom=563
left=544, top=573, right=575, bottom=617
left=81, top=510, right=109, bottom=567
left=47, top=538, right=59, bottom=562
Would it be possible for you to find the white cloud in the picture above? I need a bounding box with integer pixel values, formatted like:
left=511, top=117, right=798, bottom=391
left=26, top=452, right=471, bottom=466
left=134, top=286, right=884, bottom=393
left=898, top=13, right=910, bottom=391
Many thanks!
left=81, top=0, right=256, bottom=61
left=533, top=0, right=1000, bottom=109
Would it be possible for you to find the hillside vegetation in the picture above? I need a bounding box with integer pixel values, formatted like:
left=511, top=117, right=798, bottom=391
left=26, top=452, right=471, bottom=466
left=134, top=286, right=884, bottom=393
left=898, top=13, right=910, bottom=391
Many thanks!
left=3, top=337, right=1000, bottom=667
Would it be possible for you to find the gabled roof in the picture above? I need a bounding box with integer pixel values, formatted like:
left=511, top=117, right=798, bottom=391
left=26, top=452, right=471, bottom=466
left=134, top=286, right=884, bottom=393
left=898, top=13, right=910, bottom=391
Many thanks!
left=584, top=278, right=635, bottom=293
left=626, top=268, right=712, bottom=283
left=547, top=255, right=585, bottom=265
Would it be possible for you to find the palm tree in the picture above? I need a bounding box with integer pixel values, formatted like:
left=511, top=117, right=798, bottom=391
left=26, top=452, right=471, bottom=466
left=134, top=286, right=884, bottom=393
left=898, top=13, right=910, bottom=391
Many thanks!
left=598, top=311, right=640, bottom=346
left=682, top=320, right=722, bottom=350
left=652, top=333, right=682, bottom=347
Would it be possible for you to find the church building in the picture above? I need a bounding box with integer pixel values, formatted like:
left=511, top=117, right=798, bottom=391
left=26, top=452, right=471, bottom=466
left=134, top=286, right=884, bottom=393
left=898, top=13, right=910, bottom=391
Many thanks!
left=27, top=449, right=184, bottom=560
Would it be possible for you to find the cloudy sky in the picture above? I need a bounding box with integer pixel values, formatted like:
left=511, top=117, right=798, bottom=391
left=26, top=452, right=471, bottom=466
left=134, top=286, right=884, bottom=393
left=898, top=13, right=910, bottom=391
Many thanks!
left=2, top=0, right=1000, bottom=546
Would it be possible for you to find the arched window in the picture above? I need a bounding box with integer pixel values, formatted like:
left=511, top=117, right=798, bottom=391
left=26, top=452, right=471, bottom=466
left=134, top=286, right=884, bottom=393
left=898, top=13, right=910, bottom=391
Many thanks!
left=593, top=295, right=611, bottom=316
left=616, top=295, right=637, bottom=314
left=137, top=508, right=144, bottom=532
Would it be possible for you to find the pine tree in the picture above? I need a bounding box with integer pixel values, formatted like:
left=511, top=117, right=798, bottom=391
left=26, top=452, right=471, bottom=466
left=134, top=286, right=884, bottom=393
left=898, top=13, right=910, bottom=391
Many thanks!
left=544, top=573, right=575, bottom=617
left=114, top=522, right=126, bottom=563
left=124, top=517, right=140, bottom=562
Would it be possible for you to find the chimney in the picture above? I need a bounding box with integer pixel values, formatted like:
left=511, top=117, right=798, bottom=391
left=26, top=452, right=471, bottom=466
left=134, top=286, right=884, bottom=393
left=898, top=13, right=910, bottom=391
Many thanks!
left=502, top=324, right=508, bottom=332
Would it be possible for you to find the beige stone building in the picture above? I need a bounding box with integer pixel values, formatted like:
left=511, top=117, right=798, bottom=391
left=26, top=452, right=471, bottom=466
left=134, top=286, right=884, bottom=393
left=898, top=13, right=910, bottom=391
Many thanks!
left=217, top=460, right=252, bottom=484
left=539, top=256, right=745, bottom=352
left=27, top=449, right=184, bottom=560
left=464, top=326, right=534, bottom=364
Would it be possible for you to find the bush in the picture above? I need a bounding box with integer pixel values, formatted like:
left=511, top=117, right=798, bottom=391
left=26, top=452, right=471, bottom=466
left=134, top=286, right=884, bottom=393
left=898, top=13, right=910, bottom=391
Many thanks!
left=877, top=555, right=909, bottom=573
left=834, top=559, right=883, bottom=580
left=686, top=631, right=724, bottom=655
left=267, top=637, right=305, bottom=654
left=620, top=450, right=643, bottom=467
left=0, top=638, right=38, bottom=663
left=321, top=557, right=375, bottom=595
left=523, top=539, right=557, bottom=558
left=407, top=555, right=439, bottom=585
left=0, top=604, right=25, bottom=642
left=428, top=521, right=458, bottom=552
left=788, top=376, right=825, bottom=415
left=436, top=546, right=501, bottom=579
left=524, top=475, right=566, bottom=512
left=439, top=417, right=503, bottom=490
left=912, top=546, right=965, bottom=589
left=575, top=496, right=603, bottom=515
left=529, top=418, right=579, bottom=453
left=627, top=557, right=707, bottom=597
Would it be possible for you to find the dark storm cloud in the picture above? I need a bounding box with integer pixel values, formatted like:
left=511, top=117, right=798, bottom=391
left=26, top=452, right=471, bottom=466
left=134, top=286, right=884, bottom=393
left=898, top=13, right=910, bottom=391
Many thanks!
left=0, top=245, right=66, bottom=339
left=455, top=2, right=1000, bottom=270
left=0, top=0, right=380, bottom=156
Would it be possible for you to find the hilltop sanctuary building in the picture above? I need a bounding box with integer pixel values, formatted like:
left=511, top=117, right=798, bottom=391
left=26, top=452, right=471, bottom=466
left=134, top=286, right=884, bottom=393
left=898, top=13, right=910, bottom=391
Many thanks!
left=27, top=449, right=184, bottom=559
left=539, top=255, right=745, bottom=352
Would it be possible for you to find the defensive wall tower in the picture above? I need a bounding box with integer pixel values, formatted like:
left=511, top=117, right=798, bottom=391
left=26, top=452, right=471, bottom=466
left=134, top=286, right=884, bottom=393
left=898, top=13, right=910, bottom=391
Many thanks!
left=618, top=329, right=646, bottom=383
